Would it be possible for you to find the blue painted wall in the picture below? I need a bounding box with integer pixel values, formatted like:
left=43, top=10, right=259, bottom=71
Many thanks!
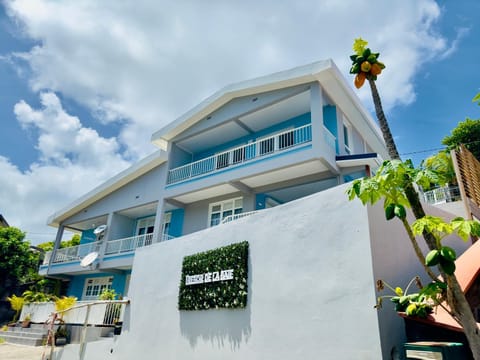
left=168, top=209, right=184, bottom=237
left=67, top=271, right=132, bottom=300
left=343, top=170, right=366, bottom=183
left=80, top=229, right=96, bottom=245
left=323, top=105, right=338, bottom=153
left=193, top=112, right=312, bottom=161
left=255, top=194, right=266, bottom=210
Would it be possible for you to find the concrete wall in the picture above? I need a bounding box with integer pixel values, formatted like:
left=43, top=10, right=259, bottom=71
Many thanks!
left=60, top=184, right=471, bottom=360
left=79, top=185, right=386, bottom=359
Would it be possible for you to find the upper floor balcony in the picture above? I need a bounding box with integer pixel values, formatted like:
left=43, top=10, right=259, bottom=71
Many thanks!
left=167, top=124, right=336, bottom=185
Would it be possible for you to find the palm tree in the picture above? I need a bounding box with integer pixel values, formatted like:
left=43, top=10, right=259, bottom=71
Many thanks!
left=350, top=38, right=480, bottom=359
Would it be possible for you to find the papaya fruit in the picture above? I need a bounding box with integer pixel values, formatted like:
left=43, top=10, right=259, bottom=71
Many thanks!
left=425, top=250, right=440, bottom=266
left=370, top=63, right=382, bottom=76
left=360, top=61, right=372, bottom=72
left=440, top=246, right=456, bottom=262
left=440, top=258, right=456, bottom=275
left=354, top=72, right=366, bottom=89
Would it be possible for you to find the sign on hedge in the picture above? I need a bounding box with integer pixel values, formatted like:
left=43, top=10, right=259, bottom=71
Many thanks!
left=178, top=241, right=249, bottom=310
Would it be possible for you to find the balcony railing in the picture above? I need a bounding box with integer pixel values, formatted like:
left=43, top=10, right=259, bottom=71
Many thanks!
left=20, top=300, right=128, bottom=326
left=43, top=241, right=101, bottom=265
left=43, top=233, right=176, bottom=265
left=422, top=186, right=461, bottom=205
left=104, top=233, right=175, bottom=256
left=167, top=124, right=315, bottom=185
left=221, top=210, right=259, bottom=224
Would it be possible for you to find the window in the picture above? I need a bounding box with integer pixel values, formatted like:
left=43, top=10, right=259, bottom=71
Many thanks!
left=82, top=277, right=113, bottom=301
left=136, top=216, right=155, bottom=236
left=208, top=197, right=243, bottom=227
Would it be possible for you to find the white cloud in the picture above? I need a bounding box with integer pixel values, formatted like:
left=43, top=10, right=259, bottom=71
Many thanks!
left=5, top=0, right=451, bottom=156
left=0, top=93, right=130, bottom=243
left=0, top=0, right=459, bottom=243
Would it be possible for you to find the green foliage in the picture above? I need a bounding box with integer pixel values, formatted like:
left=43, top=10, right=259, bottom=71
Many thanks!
left=55, top=296, right=77, bottom=319
left=347, top=160, right=414, bottom=221
left=0, top=227, right=38, bottom=299
left=349, top=155, right=480, bottom=317
left=6, top=295, right=24, bottom=322
left=442, top=118, right=480, bottom=160
left=412, top=216, right=479, bottom=275
left=37, top=233, right=82, bottom=252
left=178, top=241, right=249, bottom=311
left=99, top=288, right=117, bottom=300
left=22, top=290, right=56, bottom=303
left=376, top=278, right=434, bottom=318
left=473, top=92, right=480, bottom=106
left=418, top=151, right=457, bottom=188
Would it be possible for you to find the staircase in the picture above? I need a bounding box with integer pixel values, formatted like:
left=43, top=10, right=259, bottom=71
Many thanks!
left=0, top=323, right=49, bottom=346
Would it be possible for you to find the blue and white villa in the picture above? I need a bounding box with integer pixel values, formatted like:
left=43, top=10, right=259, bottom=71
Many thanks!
left=31, top=59, right=475, bottom=360
left=40, top=59, right=388, bottom=300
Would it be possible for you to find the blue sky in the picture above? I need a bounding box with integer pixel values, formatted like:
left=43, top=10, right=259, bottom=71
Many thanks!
left=0, top=0, right=478, bottom=244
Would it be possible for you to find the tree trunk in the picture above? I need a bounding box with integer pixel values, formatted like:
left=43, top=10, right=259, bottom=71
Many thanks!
left=367, top=78, right=480, bottom=359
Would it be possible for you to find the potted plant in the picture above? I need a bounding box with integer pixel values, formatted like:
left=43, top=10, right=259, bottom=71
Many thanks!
left=21, top=313, right=32, bottom=328
left=55, top=325, right=69, bottom=346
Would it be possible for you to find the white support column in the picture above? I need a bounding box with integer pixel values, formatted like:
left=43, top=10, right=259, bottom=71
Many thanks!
left=97, top=213, right=114, bottom=263
left=47, top=225, right=65, bottom=274
left=310, top=82, right=324, bottom=154
left=152, top=201, right=166, bottom=243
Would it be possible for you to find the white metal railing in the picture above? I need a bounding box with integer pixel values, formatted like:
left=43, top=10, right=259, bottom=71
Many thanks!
left=104, top=233, right=175, bottom=256
left=31, top=300, right=129, bottom=360
left=105, top=233, right=154, bottom=255
left=43, top=241, right=101, bottom=265
left=167, top=124, right=313, bottom=184
left=20, top=300, right=127, bottom=326
left=221, top=211, right=259, bottom=224
left=422, top=186, right=461, bottom=205
left=323, top=126, right=336, bottom=151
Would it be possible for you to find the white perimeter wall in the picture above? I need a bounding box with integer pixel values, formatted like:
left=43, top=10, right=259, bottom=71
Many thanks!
left=75, top=184, right=470, bottom=360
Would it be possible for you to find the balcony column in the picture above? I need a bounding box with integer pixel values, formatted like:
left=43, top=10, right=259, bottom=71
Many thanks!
left=152, top=201, right=166, bottom=242
left=47, top=225, right=65, bottom=275
left=97, top=213, right=114, bottom=263
left=310, top=82, right=325, bottom=154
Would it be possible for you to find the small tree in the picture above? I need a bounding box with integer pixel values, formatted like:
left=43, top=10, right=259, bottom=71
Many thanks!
left=348, top=38, right=480, bottom=358
left=0, top=227, right=38, bottom=300
left=442, top=118, right=480, bottom=161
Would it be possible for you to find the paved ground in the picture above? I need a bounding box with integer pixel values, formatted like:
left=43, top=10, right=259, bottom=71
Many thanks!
left=0, top=342, right=47, bottom=360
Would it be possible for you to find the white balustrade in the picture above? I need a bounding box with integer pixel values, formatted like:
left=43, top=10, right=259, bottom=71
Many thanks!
left=322, top=126, right=336, bottom=151
left=43, top=241, right=101, bottom=265
left=221, top=211, right=259, bottom=224
left=105, top=233, right=154, bottom=255
left=167, top=124, right=314, bottom=184
left=422, top=186, right=461, bottom=205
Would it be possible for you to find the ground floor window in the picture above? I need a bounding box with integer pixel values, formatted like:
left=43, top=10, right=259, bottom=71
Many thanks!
left=208, top=197, right=243, bottom=227
left=82, top=276, right=113, bottom=301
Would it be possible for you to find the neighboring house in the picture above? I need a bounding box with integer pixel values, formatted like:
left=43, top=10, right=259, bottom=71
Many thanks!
left=0, top=214, right=9, bottom=227
left=420, top=145, right=480, bottom=224
left=40, top=59, right=389, bottom=302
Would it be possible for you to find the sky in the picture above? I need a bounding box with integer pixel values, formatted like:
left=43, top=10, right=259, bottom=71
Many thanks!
left=0, top=0, right=479, bottom=245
